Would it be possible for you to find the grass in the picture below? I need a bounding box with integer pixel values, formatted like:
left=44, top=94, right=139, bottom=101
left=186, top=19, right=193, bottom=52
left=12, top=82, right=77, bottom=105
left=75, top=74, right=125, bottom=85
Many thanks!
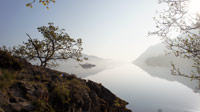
left=0, top=69, right=16, bottom=91
left=69, top=78, right=90, bottom=91
left=53, top=83, right=70, bottom=104
left=34, top=99, right=55, bottom=112
left=114, top=99, right=120, bottom=107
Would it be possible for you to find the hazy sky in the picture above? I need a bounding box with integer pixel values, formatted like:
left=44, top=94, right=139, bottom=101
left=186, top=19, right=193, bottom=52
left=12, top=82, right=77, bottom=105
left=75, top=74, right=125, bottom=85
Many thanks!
left=0, top=0, right=162, bottom=61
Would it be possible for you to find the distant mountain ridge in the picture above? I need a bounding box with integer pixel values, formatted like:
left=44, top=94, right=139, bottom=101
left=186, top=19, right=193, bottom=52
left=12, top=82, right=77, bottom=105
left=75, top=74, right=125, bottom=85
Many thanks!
left=133, top=43, right=193, bottom=70
left=133, top=43, right=198, bottom=91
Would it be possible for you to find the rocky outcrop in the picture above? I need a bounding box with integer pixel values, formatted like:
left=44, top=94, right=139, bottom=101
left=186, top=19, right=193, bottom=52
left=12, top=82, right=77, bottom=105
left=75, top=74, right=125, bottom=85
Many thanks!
left=0, top=50, right=131, bottom=112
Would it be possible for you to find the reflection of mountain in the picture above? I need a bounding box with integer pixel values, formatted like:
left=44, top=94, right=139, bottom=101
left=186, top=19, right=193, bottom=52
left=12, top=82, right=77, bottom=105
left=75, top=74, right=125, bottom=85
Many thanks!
left=52, top=54, right=113, bottom=78
left=133, top=43, right=198, bottom=91
left=135, top=64, right=199, bottom=91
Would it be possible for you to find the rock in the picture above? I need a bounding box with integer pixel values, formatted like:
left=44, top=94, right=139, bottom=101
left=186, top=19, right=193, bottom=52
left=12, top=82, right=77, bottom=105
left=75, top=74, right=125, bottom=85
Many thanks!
left=0, top=92, right=8, bottom=106
left=87, top=80, right=116, bottom=105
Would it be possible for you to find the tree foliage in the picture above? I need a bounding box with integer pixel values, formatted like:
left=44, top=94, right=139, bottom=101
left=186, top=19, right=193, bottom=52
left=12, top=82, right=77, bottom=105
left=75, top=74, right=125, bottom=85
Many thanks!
left=26, top=0, right=55, bottom=9
left=10, top=23, right=85, bottom=68
left=150, top=0, right=200, bottom=90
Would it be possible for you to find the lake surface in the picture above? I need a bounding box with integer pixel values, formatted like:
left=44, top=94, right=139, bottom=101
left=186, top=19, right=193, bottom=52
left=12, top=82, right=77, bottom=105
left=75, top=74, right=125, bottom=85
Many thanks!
left=84, top=63, right=200, bottom=112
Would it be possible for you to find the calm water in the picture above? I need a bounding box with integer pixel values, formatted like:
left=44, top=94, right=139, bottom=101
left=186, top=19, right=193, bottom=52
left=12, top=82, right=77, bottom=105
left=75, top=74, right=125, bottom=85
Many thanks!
left=84, top=63, right=200, bottom=112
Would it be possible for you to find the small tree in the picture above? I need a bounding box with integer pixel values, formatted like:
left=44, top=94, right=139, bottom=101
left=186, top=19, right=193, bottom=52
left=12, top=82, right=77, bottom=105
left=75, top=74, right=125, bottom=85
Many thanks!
left=150, top=0, right=200, bottom=90
left=11, top=22, right=85, bottom=68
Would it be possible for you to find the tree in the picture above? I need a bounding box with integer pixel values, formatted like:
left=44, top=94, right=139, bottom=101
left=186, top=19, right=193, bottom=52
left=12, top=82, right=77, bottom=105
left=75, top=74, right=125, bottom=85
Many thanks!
left=11, top=22, right=85, bottom=68
left=26, top=0, right=55, bottom=9
left=150, top=0, right=200, bottom=90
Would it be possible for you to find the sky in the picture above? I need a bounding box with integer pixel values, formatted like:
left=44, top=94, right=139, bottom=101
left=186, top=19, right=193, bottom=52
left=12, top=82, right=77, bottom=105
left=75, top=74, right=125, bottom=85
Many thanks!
left=0, top=0, right=163, bottom=61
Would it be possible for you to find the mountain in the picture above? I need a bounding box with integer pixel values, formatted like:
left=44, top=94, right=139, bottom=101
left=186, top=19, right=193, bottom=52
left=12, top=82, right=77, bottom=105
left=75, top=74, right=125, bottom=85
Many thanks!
left=133, top=43, right=198, bottom=91
left=0, top=50, right=131, bottom=112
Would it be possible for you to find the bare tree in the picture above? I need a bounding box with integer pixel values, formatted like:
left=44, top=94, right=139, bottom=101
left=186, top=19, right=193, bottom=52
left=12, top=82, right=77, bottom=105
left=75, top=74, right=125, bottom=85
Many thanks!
left=11, top=23, right=85, bottom=68
left=150, top=0, right=200, bottom=90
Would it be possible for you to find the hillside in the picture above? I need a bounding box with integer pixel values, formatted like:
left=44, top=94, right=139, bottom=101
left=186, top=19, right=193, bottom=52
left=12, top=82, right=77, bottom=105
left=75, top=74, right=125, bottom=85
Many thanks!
left=133, top=43, right=193, bottom=72
left=133, top=43, right=198, bottom=91
left=0, top=50, right=131, bottom=112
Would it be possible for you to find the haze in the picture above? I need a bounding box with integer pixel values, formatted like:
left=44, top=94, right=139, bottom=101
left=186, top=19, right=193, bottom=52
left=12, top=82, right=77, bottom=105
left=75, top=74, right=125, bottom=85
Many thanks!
left=0, top=0, right=162, bottom=61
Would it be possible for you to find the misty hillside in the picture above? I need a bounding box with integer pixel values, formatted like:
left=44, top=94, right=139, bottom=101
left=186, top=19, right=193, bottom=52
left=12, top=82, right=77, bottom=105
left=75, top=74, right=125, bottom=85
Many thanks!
left=133, top=43, right=198, bottom=91
left=133, top=43, right=194, bottom=71
left=134, top=29, right=199, bottom=69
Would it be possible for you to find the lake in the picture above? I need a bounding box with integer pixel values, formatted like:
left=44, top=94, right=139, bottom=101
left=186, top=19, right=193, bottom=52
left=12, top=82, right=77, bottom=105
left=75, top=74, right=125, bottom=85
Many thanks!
left=84, top=63, right=200, bottom=112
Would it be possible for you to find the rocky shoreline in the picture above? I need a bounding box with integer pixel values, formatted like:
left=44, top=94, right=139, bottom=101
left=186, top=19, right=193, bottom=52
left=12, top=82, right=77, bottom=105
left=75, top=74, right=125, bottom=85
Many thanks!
left=0, top=50, right=131, bottom=112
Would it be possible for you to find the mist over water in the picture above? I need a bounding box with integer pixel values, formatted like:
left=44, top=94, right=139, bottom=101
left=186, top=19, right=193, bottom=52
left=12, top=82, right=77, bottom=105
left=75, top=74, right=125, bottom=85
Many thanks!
left=83, top=63, right=200, bottom=112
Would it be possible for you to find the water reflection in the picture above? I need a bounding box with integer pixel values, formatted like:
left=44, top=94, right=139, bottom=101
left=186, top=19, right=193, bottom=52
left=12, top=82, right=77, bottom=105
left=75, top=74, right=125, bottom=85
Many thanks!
left=134, top=63, right=199, bottom=92
left=85, top=63, right=200, bottom=112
